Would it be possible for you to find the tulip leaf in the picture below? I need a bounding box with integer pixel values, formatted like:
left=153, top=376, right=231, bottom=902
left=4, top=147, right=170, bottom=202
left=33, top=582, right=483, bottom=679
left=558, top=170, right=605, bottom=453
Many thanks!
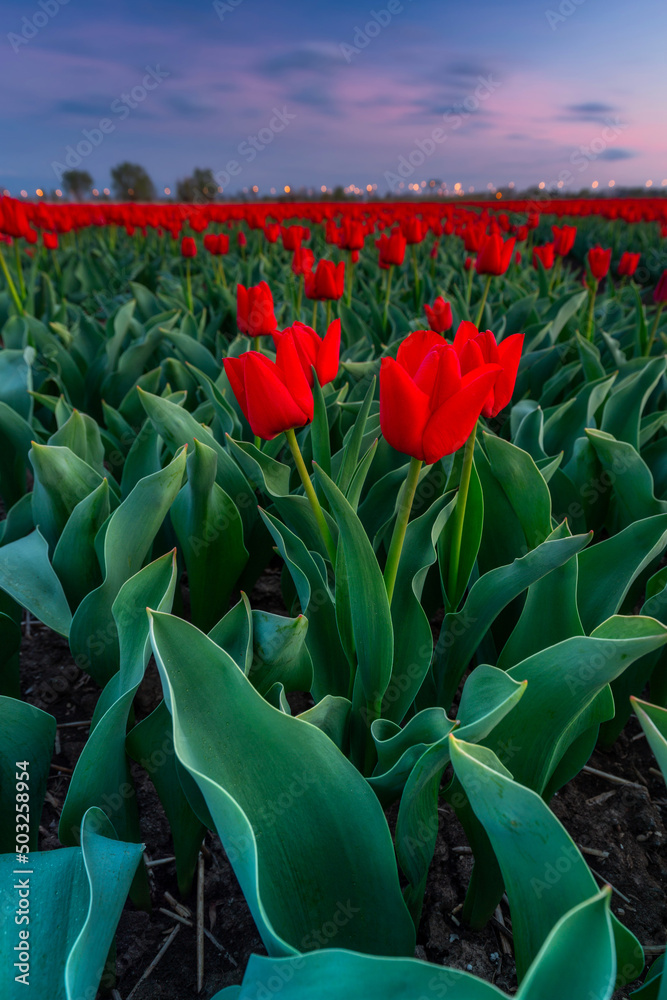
left=52, top=479, right=110, bottom=611
left=0, top=528, right=72, bottom=636
left=0, top=697, right=55, bottom=852
left=148, top=610, right=415, bottom=957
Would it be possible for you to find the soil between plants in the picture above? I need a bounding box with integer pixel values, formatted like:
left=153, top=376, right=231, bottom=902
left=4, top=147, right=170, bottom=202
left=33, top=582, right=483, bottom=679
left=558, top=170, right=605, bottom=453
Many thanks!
left=20, top=561, right=667, bottom=999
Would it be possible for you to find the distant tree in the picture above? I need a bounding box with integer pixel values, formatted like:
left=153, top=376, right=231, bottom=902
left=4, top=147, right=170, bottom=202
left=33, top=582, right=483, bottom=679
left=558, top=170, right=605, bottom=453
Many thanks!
left=62, top=169, right=93, bottom=200
left=176, top=168, right=217, bottom=203
left=110, top=162, right=156, bottom=201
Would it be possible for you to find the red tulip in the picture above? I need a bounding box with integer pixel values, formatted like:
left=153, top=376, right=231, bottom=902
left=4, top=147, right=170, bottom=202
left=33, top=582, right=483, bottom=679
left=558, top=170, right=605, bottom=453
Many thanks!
left=464, top=257, right=473, bottom=271
left=376, top=230, right=407, bottom=267
left=224, top=344, right=313, bottom=440
left=203, top=233, right=229, bottom=255
left=43, top=232, right=58, bottom=250
left=264, top=223, right=280, bottom=243
left=654, top=270, right=667, bottom=304
left=402, top=218, right=426, bottom=244
left=379, top=330, right=501, bottom=465
left=462, top=223, right=485, bottom=253
left=552, top=225, right=576, bottom=257
left=587, top=246, right=612, bottom=281
left=452, top=322, right=524, bottom=419
left=475, top=234, right=515, bottom=276
left=292, top=247, right=314, bottom=276
left=618, top=251, right=640, bottom=277
left=532, top=243, right=555, bottom=270
left=237, top=231, right=247, bottom=247
left=430, top=241, right=439, bottom=259
left=237, top=281, right=277, bottom=337
left=304, top=260, right=345, bottom=300
left=272, top=320, right=341, bottom=387
left=338, top=220, right=365, bottom=251
left=281, top=225, right=309, bottom=251
left=424, top=297, right=453, bottom=334
left=181, top=237, right=197, bottom=258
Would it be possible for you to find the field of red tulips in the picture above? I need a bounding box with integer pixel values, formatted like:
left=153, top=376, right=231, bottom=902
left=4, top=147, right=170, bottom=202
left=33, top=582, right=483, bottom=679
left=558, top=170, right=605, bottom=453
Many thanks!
left=2, top=193, right=667, bottom=999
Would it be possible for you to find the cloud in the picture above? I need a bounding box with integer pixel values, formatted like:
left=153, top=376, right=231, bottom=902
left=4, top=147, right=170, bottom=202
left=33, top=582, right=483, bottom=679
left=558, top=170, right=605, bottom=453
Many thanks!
left=560, top=101, right=621, bottom=123
left=597, top=148, right=636, bottom=161
left=258, top=44, right=346, bottom=78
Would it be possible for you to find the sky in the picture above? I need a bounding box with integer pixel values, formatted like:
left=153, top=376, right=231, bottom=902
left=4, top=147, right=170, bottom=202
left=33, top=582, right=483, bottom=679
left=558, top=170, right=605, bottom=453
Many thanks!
left=1, top=0, right=666, bottom=198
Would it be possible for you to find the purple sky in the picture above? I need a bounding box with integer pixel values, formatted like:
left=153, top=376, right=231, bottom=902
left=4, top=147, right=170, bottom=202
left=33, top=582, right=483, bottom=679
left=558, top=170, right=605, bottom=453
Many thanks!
left=2, top=0, right=666, bottom=196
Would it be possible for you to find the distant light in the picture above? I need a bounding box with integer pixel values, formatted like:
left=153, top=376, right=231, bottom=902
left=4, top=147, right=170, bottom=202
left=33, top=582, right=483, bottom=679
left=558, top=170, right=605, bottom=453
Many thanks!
left=321, top=185, right=327, bottom=193
left=591, top=181, right=598, bottom=189
left=662, top=179, right=667, bottom=186
left=468, top=186, right=474, bottom=193
left=3, top=188, right=11, bottom=196
left=103, top=188, right=110, bottom=196
left=284, top=185, right=290, bottom=193
left=421, top=181, right=426, bottom=188
left=20, top=190, right=27, bottom=197
left=508, top=181, right=515, bottom=189
left=270, top=187, right=276, bottom=194
left=538, top=182, right=545, bottom=190
left=496, top=191, right=502, bottom=199
left=217, top=186, right=223, bottom=193
left=36, top=189, right=43, bottom=197
left=609, top=180, right=615, bottom=187
left=128, top=188, right=134, bottom=195
left=557, top=181, right=564, bottom=188
left=252, top=185, right=258, bottom=193
left=92, top=189, right=99, bottom=196
left=454, top=182, right=461, bottom=191
left=164, top=187, right=171, bottom=195
left=55, top=189, right=62, bottom=197
left=646, top=179, right=653, bottom=187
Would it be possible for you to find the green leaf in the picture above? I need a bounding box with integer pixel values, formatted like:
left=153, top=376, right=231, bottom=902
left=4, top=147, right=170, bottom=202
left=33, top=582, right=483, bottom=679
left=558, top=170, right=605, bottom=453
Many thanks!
left=0, top=808, right=142, bottom=1000
left=0, top=529, right=72, bottom=636
left=52, top=479, right=110, bottom=611
left=449, top=736, right=642, bottom=986
left=171, top=440, right=248, bottom=632
left=0, top=697, right=55, bottom=851
left=30, top=444, right=108, bottom=553
left=601, top=358, right=666, bottom=450
left=148, top=610, right=415, bottom=957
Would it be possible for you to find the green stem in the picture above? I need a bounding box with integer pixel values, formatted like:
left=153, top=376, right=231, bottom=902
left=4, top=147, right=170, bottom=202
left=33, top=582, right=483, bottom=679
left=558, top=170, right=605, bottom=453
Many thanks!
left=646, top=302, right=665, bottom=356
left=412, top=244, right=420, bottom=308
left=14, top=241, right=26, bottom=301
left=474, top=274, right=492, bottom=327
left=383, top=265, right=394, bottom=333
left=446, top=426, right=476, bottom=606
left=383, top=456, right=423, bottom=605
left=312, top=299, right=318, bottom=330
left=0, top=249, right=25, bottom=315
left=285, top=428, right=337, bottom=565
left=346, top=250, right=353, bottom=306
left=253, top=336, right=261, bottom=353
left=296, top=275, right=303, bottom=318
left=326, top=299, right=332, bottom=329
left=465, top=262, right=474, bottom=306
left=186, top=260, right=193, bottom=313
left=585, top=281, right=598, bottom=341
left=548, top=256, right=562, bottom=294
left=218, top=259, right=227, bottom=289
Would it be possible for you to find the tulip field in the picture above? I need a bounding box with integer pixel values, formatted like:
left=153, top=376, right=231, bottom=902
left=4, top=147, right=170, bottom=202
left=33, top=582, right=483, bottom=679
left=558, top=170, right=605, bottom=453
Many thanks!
left=3, top=193, right=667, bottom=999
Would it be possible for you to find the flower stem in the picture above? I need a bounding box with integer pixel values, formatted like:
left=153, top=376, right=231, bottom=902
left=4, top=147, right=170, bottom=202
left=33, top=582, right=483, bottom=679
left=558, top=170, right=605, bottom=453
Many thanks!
left=585, top=281, right=598, bottom=341
left=465, top=262, right=474, bottom=306
left=548, top=256, right=561, bottom=293
left=312, top=299, right=318, bottom=330
left=646, top=302, right=665, bottom=356
left=185, top=260, right=193, bottom=313
left=253, top=336, right=261, bottom=353
left=383, top=456, right=423, bottom=605
left=326, top=299, right=332, bottom=328
left=285, top=428, right=337, bottom=565
left=412, top=244, right=420, bottom=308
left=296, top=275, right=303, bottom=317
left=383, top=265, right=394, bottom=333
left=474, top=274, right=492, bottom=327
left=446, top=425, right=477, bottom=606
left=346, top=250, right=353, bottom=306
left=13, top=241, right=26, bottom=301
left=218, top=259, right=227, bottom=288
left=0, top=249, right=25, bottom=315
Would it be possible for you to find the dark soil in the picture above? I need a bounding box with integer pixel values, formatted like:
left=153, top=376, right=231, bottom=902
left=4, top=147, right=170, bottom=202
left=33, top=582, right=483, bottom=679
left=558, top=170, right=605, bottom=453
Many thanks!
left=20, top=562, right=667, bottom=999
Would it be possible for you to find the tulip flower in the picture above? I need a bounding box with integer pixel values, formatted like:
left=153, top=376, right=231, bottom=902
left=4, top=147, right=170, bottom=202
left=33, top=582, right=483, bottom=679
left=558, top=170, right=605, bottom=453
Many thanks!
left=473, top=234, right=515, bottom=325
left=272, top=319, right=341, bottom=388
left=618, top=251, right=640, bottom=278
left=237, top=281, right=278, bottom=346
left=304, top=260, right=345, bottom=301
left=376, top=230, right=407, bottom=268
left=281, top=225, right=309, bottom=251
left=43, top=232, right=58, bottom=250
left=402, top=218, right=426, bottom=244
left=338, top=220, right=365, bottom=303
left=237, top=231, right=247, bottom=248
left=264, top=223, right=280, bottom=243
left=379, top=329, right=501, bottom=603
left=532, top=243, right=555, bottom=271
left=587, top=246, right=612, bottom=281
left=424, top=296, right=453, bottom=334
left=180, top=237, right=197, bottom=257
left=452, top=321, right=524, bottom=419
left=552, top=225, right=576, bottom=257
left=224, top=344, right=336, bottom=564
